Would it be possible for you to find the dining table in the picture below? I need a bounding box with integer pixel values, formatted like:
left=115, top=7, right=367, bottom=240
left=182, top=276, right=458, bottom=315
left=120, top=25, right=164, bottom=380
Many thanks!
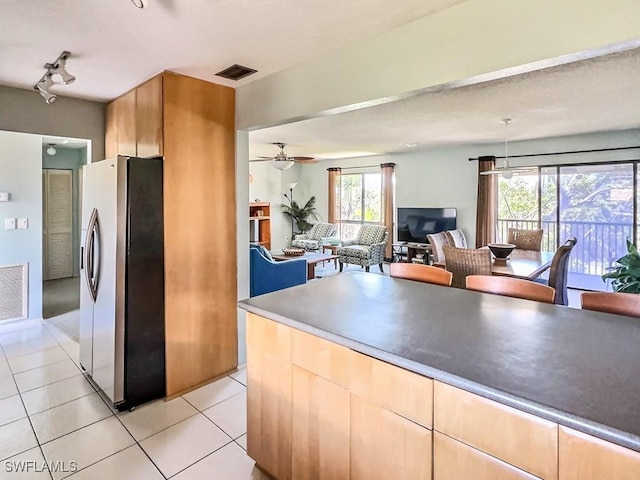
left=434, top=248, right=554, bottom=281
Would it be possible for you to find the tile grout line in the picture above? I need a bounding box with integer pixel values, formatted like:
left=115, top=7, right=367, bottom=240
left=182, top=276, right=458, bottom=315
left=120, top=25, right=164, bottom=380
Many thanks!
left=0, top=340, right=54, bottom=480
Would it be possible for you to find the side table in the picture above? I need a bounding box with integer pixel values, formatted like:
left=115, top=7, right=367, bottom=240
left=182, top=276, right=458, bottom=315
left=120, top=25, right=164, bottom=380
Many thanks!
left=322, top=244, right=340, bottom=268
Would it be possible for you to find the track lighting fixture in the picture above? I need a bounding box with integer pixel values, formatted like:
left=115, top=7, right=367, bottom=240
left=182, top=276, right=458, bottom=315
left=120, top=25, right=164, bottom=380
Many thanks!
left=131, top=0, right=144, bottom=7
left=33, top=51, right=76, bottom=105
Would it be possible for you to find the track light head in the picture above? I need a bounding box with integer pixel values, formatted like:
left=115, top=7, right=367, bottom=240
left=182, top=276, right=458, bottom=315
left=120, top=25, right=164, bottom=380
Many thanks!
left=35, top=75, right=57, bottom=104
left=47, top=52, right=75, bottom=85
left=131, top=0, right=144, bottom=7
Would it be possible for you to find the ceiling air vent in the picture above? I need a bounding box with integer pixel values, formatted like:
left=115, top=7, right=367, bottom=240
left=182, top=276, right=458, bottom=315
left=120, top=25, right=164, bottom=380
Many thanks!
left=215, top=64, right=258, bottom=81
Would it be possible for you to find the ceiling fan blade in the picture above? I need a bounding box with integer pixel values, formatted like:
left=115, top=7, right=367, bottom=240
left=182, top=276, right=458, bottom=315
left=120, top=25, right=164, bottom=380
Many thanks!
left=249, top=158, right=273, bottom=162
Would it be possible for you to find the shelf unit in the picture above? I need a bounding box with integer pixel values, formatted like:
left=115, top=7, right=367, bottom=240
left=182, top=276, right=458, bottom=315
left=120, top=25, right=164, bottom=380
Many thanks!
left=250, top=202, right=271, bottom=250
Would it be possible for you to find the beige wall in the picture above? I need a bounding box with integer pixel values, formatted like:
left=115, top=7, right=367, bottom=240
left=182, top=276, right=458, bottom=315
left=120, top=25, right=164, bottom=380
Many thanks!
left=0, top=85, right=105, bottom=161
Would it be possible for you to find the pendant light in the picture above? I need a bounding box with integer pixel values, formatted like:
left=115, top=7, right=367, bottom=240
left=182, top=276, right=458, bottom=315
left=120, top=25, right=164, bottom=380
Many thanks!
left=480, top=119, right=535, bottom=178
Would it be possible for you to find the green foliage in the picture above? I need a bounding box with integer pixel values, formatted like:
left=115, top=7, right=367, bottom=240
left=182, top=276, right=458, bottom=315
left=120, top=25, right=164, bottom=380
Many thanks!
left=602, top=239, right=640, bottom=293
left=281, top=195, right=320, bottom=233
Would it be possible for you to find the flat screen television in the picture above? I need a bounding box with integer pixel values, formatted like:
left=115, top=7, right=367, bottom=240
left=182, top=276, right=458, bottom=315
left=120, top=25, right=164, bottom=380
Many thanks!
left=397, top=208, right=457, bottom=243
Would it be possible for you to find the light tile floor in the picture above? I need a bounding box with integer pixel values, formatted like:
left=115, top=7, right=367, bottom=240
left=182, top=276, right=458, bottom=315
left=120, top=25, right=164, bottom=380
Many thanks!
left=0, top=316, right=264, bottom=479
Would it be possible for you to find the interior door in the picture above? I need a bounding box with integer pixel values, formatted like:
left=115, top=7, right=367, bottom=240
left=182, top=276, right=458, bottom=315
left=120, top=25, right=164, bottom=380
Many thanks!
left=43, top=169, right=73, bottom=280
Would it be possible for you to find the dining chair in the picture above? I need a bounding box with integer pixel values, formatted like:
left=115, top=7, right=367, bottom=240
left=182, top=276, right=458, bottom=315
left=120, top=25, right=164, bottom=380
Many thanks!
left=444, top=229, right=468, bottom=248
left=442, top=245, right=492, bottom=289
left=466, top=275, right=556, bottom=304
left=581, top=291, right=640, bottom=318
left=426, top=231, right=452, bottom=264
left=536, top=237, right=577, bottom=305
left=507, top=228, right=544, bottom=251
left=390, top=263, right=453, bottom=287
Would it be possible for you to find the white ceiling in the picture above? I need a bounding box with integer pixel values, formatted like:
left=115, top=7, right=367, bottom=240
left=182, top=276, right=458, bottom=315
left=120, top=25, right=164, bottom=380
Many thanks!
left=42, top=136, right=89, bottom=149
left=0, top=0, right=465, bottom=101
left=249, top=48, right=640, bottom=160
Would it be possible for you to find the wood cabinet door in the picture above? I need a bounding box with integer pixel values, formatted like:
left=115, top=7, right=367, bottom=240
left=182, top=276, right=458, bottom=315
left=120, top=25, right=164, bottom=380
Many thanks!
left=351, top=394, right=432, bottom=480
left=292, top=366, right=350, bottom=480
left=434, top=381, right=558, bottom=480
left=114, top=89, right=137, bottom=156
left=247, top=345, right=292, bottom=480
left=105, top=101, right=118, bottom=158
left=559, top=427, right=640, bottom=480
left=135, top=75, right=163, bottom=158
left=434, top=432, right=540, bottom=480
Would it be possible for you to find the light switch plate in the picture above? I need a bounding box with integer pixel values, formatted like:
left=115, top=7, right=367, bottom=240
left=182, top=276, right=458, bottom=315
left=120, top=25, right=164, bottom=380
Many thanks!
left=17, top=218, right=28, bottom=229
left=0, top=192, right=9, bottom=202
left=5, top=218, right=16, bottom=230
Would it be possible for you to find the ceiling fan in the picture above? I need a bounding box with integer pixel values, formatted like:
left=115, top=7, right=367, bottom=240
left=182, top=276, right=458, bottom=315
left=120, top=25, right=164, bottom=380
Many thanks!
left=250, top=143, right=316, bottom=171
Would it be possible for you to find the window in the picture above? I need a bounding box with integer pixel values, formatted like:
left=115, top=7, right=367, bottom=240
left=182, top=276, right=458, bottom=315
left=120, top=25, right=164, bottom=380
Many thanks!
left=338, top=172, right=382, bottom=239
left=498, top=161, right=637, bottom=291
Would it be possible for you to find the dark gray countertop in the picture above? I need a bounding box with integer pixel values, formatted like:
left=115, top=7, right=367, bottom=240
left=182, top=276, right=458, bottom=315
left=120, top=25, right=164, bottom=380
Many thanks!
left=239, top=272, right=640, bottom=452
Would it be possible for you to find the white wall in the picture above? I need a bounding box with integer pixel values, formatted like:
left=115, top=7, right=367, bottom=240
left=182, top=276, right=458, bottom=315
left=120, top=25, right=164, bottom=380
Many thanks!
left=283, top=129, right=640, bottom=248
left=237, top=0, right=640, bottom=129
left=0, top=131, right=44, bottom=320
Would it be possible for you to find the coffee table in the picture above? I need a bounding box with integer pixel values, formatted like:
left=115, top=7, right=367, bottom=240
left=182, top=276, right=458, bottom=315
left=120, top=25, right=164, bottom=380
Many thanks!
left=271, top=251, right=340, bottom=280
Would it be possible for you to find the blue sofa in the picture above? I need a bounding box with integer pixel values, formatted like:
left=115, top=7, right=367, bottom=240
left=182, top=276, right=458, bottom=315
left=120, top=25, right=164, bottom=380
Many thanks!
left=249, top=245, right=307, bottom=297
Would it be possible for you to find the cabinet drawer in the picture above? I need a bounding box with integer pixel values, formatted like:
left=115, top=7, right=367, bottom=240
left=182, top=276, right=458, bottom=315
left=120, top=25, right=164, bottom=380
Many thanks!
left=291, top=329, right=351, bottom=388
left=434, top=432, right=540, bottom=480
left=350, top=351, right=433, bottom=429
left=351, top=394, right=432, bottom=480
left=559, top=427, right=640, bottom=480
left=246, top=313, right=291, bottom=360
left=434, top=382, right=557, bottom=480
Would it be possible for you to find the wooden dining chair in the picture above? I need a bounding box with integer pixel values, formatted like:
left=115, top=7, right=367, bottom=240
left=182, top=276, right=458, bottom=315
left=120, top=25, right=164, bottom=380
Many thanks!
left=390, top=263, right=453, bottom=287
left=442, top=245, right=492, bottom=289
left=466, top=275, right=556, bottom=304
left=581, top=291, right=640, bottom=318
left=507, top=228, right=544, bottom=251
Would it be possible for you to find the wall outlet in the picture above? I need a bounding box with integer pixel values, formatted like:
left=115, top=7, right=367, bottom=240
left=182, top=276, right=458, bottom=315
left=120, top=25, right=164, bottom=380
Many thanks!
left=17, top=218, right=28, bottom=229
left=0, top=192, right=9, bottom=202
left=4, top=218, right=16, bottom=230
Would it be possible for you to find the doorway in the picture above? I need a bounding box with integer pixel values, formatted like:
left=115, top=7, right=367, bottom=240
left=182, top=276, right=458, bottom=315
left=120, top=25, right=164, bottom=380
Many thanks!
left=41, top=138, right=88, bottom=340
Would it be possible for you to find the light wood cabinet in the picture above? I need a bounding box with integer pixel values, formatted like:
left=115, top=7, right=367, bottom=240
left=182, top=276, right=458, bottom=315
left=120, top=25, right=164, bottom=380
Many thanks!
left=292, top=366, right=350, bottom=480
left=559, top=427, right=640, bottom=480
left=291, top=328, right=351, bottom=389
left=351, top=394, right=432, bottom=480
left=434, top=432, right=539, bottom=480
left=106, top=72, right=237, bottom=397
left=434, top=381, right=558, bottom=480
left=135, top=75, right=163, bottom=158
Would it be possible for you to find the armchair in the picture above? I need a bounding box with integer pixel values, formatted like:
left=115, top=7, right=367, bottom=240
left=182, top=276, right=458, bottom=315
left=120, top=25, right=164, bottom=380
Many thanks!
left=291, top=222, right=337, bottom=251
left=337, top=225, right=388, bottom=273
left=249, top=245, right=307, bottom=297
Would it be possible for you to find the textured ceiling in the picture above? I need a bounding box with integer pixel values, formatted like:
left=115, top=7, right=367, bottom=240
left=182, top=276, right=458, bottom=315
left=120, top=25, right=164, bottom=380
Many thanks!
left=249, top=48, right=640, bottom=160
left=0, top=0, right=465, bottom=101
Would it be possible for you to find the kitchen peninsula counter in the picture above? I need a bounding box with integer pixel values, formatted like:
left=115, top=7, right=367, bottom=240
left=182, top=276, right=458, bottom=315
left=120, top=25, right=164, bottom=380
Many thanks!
left=239, top=272, right=640, bottom=479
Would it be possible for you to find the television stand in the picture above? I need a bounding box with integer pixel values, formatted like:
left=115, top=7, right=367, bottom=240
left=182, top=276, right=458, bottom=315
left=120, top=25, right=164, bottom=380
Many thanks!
left=393, top=242, right=432, bottom=264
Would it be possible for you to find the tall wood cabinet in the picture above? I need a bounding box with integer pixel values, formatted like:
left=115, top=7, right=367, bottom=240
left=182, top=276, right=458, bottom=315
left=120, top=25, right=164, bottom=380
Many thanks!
left=106, top=71, right=237, bottom=397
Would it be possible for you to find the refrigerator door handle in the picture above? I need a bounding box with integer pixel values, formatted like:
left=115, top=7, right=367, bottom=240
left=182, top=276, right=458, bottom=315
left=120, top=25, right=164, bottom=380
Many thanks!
left=85, top=208, right=98, bottom=302
left=92, top=212, right=101, bottom=298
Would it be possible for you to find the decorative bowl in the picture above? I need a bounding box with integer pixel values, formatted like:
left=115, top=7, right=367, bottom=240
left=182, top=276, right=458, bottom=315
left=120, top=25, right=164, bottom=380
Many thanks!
left=487, top=243, right=516, bottom=259
left=282, top=248, right=305, bottom=257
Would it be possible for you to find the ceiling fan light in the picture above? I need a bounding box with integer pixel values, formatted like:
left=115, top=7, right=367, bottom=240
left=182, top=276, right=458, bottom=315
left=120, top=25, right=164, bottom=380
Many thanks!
left=271, top=160, right=295, bottom=171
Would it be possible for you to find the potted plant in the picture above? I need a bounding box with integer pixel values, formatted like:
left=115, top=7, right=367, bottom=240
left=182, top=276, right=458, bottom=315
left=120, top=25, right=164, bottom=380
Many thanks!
left=281, top=195, right=320, bottom=234
left=602, top=239, right=640, bottom=293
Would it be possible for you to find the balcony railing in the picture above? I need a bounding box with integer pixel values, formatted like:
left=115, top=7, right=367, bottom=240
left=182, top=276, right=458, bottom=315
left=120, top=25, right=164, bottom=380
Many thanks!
left=497, top=219, right=632, bottom=279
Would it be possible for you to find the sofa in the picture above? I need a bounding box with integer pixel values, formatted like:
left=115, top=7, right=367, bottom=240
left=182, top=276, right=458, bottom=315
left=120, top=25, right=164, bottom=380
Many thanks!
left=249, top=244, right=307, bottom=297
left=291, top=222, right=337, bottom=251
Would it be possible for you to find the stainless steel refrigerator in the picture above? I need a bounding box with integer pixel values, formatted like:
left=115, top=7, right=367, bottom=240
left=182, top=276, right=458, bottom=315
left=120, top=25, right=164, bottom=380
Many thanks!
left=80, top=156, right=165, bottom=411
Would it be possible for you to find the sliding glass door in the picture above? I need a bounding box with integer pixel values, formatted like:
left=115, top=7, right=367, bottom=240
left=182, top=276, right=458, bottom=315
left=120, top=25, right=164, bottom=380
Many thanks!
left=498, top=161, right=637, bottom=291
